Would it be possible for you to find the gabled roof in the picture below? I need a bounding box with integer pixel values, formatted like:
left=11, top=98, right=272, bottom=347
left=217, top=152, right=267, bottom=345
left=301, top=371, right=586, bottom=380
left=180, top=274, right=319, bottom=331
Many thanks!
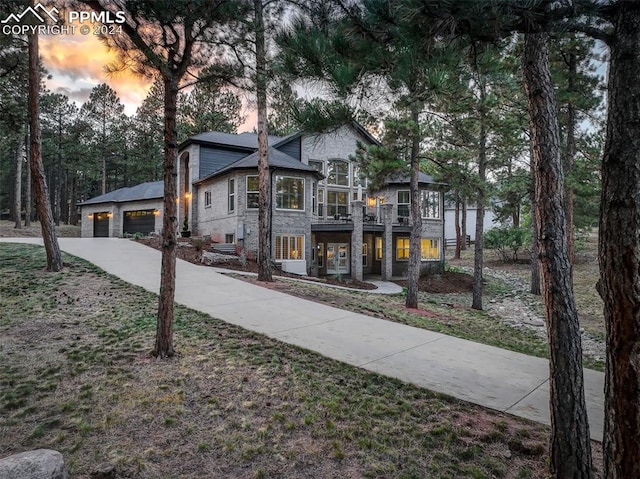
left=383, top=172, right=445, bottom=187
left=78, top=181, right=164, bottom=206
left=179, top=120, right=379, bottom=151
left=196, top=147, right=323, bottom=185
left=180, top=131, right=284, bottom=150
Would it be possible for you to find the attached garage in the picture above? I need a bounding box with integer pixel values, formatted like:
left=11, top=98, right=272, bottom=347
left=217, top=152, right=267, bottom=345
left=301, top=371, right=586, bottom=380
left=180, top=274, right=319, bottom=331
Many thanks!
left=93, top=212, right=110, bottom=237
left=79, top=181, right=164, bottom=238
left=123, top=209, right=156, bottom=236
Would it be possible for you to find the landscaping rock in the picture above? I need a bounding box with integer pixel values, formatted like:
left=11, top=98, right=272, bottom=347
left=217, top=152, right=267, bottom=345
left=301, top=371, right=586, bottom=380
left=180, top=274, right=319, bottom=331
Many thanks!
left=0, top=449, right=67, bottom=479
left=201, top=251, right=237, bottom=265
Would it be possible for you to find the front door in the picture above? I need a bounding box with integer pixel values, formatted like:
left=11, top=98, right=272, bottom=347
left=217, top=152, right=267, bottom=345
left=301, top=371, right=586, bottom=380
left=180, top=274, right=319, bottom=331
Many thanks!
left=326, top=243, right=349, bottom=275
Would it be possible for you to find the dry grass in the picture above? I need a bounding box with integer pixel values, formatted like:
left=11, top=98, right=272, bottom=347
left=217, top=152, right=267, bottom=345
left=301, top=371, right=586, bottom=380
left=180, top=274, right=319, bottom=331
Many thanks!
left=446, top=235, right=604, bottom=339
left=0, top=243, right=577, bottom=478
left=0, top=220, right=81, bottom=238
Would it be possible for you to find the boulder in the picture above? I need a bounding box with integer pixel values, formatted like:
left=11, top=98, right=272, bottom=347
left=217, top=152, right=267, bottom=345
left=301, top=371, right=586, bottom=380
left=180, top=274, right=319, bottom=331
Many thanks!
left=0, top=449, right=67, bottom=479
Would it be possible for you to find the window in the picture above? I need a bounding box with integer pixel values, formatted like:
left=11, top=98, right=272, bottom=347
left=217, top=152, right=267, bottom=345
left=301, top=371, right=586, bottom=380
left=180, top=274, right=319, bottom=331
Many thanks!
left=225, top=233, right=235, bottom=244
left=353, top=166, right=367, bottom=188
left=246, top=176, right=259, bottom=209
left=397, top=190, right=410, bottom=218
left=204, top=190, right=212, bottom=208
left=362, top=243, right=368, bottom=267
left=309, top=160, right=324, bottom=176
left=396, top=237, right=410, bottom=260
left=318, top=189, right=325, bottom=217
left=327, top=159, right=349, bottom=186
left=275, top=234, right=304, bottom=261
left=327, top=190, right=348, bottom=217
left=228, top=178, right=235, bottom=212
left=317, top=243, right=324, bottom=267
left=312, top=182, right=317, bottom=214
left=276, top=176, right=304, bottom=210
left=376, top=237, right=383, bottom=260
left=420, top=190, right=440, bottom=219
left=421, top=239, right=440, bottom=261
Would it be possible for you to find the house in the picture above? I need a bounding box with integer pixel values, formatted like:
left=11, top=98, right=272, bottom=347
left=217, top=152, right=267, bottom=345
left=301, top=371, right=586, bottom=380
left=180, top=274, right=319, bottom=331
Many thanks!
left=443, top=202, right=500, bottom=245
left=79, top=123, right=446, bottom=280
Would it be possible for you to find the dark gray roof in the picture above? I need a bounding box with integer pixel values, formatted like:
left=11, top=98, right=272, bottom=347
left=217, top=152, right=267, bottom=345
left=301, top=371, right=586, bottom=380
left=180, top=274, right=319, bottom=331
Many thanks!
left=79, top=181, right=164, bottom=206
left=182, top=131, right=284, bottom=150
left=384, top=171, right=438, bottom=185
left=196, top=147, right=323, bottom=184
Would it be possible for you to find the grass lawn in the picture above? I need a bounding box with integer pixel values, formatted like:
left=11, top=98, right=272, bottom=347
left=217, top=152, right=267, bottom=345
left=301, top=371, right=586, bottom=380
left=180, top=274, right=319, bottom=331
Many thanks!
left=0, top=243, right=564, bottom=478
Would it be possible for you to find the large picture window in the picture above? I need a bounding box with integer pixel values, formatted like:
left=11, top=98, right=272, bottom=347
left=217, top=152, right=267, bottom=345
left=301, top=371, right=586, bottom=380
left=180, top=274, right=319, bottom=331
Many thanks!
left=327, top=159, right=349, bottom=186
left=246, top=176, right=259, bottom=209
left=276, top=176, right=304, bottom=210
left=421, top=238, right=440, bottom=261
left=397, top=190, right=410, bottom=218
left=327, top=190, right=348, bottom=217
left=275, top=234, right=305, bottom=261
left=420, top=190, right=440, bottom=219
left=396, top=238, right=441, bottom=260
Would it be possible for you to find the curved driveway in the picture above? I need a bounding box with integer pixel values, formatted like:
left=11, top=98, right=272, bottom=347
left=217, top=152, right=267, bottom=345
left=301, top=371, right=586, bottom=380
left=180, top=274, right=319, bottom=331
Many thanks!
left=1, top=237, right=604, bottom=440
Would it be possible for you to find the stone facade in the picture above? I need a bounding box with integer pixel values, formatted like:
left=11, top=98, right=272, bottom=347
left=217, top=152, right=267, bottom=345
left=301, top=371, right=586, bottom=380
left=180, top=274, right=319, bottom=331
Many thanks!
left=80, top=199, right=163, bottom=238
left=79, top=124, right=447, bottom=279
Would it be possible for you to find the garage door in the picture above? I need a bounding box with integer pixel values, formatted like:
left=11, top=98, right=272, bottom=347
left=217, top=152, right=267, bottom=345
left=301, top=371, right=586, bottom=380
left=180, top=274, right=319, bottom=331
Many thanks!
left=93, top=212, right=110, bottom=237
left=123, top=209, right=156, bottom=235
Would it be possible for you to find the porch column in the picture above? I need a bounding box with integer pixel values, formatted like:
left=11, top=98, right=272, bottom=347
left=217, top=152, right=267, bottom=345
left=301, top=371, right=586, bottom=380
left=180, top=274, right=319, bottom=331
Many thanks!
left=351, top=200, right=364, bottom=281
left=381, top=203, right=394, bottom=281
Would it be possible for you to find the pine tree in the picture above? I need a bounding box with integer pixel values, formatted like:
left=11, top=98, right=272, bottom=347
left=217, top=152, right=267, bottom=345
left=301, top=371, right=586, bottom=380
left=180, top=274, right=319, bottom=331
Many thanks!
left=82, top=0, right=243, bottom=358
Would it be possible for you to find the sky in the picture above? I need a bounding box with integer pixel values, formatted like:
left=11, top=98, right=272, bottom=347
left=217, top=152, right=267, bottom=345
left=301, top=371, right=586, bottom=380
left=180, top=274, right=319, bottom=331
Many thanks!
left=38, top=28, right=258, bottom=131
left=40, top=32, right=152, bottom=116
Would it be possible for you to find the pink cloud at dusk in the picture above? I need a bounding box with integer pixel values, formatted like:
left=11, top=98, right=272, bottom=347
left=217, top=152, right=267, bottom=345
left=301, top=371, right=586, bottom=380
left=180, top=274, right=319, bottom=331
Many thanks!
left=39, top=32, right=152, bottom=115
left=38, top=30, right=257, bottom=131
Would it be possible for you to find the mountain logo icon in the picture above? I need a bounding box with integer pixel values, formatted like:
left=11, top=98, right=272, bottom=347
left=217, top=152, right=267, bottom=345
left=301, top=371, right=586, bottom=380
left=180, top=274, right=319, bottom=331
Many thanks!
left=1, top=3, right=59, bottom=24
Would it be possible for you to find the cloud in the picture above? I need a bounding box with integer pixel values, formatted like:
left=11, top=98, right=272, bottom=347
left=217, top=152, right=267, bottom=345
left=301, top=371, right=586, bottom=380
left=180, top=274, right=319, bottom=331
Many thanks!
left=40, top=33, right=152, bottom=115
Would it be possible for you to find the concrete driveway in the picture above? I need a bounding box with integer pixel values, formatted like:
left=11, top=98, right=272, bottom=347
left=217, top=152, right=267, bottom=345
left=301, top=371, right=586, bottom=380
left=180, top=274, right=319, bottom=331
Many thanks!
left=0, top=237, right=605, bottom=440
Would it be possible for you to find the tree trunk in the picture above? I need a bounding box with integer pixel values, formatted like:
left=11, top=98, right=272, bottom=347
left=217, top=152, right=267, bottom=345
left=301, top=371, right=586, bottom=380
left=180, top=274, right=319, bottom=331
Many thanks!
left=598, top=4, right=640, bottom=478
left=461, top=201, right=467, bottom=250
left=14, top=133, right=23, bottom=229
left=28, top=27, right=63, bottom=272
left=68, top=172, right=77, bottom=226
left=530, top=176, right=541, bottom=296
left=24, top=133, right=31, bottom=227
left=454, top=193, right=461, bottom=259
left=406, top=104, right=422, bottom=309
left=564, top=50, right=577, bottom=265
left=255, top=0, right=272, bottom=282
left=153, top=75, right=179, bottom=359
left=472, top=74, right=487, bottom=311
left=523, top=31, right=592, bottom=479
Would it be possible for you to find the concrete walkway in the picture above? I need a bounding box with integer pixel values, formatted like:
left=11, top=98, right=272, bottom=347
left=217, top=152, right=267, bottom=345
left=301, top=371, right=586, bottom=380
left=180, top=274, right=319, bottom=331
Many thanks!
left=1, top=238, right=605, bottom=440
